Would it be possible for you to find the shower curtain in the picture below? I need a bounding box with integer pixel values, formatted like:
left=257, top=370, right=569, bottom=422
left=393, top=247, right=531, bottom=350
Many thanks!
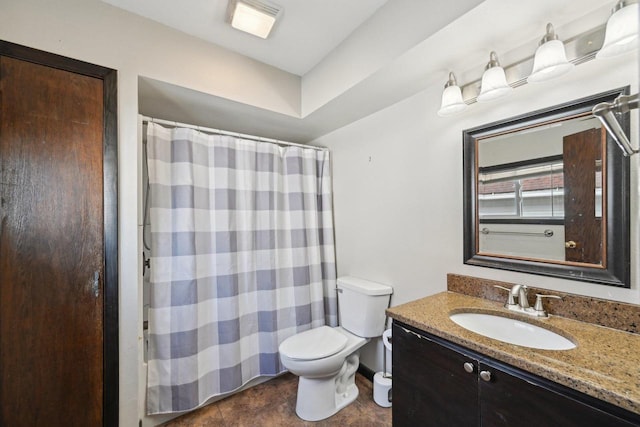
left=145, top=122, right=337, bottom=414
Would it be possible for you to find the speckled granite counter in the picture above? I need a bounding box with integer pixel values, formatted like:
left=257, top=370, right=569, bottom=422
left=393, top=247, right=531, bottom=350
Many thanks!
left=387, top=291, right=640, bottom=415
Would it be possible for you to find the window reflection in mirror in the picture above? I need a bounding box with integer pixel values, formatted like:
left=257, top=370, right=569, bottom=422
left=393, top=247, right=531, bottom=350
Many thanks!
left=478, top=157, right=566, bottom=218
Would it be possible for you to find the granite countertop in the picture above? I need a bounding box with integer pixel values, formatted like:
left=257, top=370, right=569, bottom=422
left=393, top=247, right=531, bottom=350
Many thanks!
left=387, top=291, right=640, bottom=415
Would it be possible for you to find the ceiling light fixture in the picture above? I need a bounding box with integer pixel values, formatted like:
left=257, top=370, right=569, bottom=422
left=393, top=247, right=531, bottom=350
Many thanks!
left=477, top=52, right=512, bottom=103
left=437, top=72, right=467, bottom=117
left=228, top=0, right=282, bottom=39
left=596, top=0, right=639, bottom=58
left=528, top=23, right=574, bottom=83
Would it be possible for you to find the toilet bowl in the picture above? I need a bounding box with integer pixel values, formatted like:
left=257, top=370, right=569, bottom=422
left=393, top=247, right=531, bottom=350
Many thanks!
left=279, top=326, right=368, bottom=421
left=280, top=326, right=367, bottom=378
left=278, top=276, right=393, bottom=421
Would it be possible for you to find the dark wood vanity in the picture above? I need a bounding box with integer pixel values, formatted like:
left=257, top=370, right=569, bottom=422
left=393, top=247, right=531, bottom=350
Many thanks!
left=393, top=321, right=640, bottom=427
left=387, top=275, right=640, bottom=427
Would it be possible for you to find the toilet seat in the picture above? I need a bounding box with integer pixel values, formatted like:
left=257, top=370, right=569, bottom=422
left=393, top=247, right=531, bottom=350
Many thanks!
left=280, top=326, right=348, bottom=360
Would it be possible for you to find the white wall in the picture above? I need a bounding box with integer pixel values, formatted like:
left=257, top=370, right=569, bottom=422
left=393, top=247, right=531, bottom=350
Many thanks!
left=0, top=1, right=300, bottom=425
left=300, top=0, right=484, bottom=115
left=315, top=52, right=639, bottom=372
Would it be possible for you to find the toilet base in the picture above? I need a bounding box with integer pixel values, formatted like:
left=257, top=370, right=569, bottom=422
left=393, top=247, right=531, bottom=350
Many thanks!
left=295, top=353, right=360, bottom=421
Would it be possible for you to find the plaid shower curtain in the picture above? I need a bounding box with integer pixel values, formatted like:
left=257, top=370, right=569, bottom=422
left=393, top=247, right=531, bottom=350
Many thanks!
left=145, top=123, right=337, bottom=414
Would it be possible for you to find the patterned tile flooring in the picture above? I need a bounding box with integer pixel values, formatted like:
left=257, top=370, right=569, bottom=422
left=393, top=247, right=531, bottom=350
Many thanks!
left=161, top=373, right=392, bottom=427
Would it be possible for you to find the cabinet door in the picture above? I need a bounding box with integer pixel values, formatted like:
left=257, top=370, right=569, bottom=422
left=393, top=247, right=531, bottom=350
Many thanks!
left=479, top=361, right=639, bottom=427
left=393, top=323, right=480, bottom=427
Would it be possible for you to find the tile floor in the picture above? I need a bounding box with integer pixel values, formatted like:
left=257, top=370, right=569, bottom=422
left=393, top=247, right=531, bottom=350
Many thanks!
left=161, top=373, right=392, bottom=427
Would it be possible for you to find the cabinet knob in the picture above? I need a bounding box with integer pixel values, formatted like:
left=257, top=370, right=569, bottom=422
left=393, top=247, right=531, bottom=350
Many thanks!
left=480, top=370, right=492, bottom=382
left=463, top=362, right=474, bottom=373
left=565, top=240, right=577, bottom=249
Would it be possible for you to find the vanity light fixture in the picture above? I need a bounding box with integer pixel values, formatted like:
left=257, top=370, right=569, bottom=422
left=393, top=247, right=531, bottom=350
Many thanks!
left=596, top=0, right=639, bottom=59
left=436, top=0, right=640, bottom=141
left=477, top=52, right=513, bottom=103
left=435, top=2, right=639, bottom=156
left=228, top=0, right=282, bottom=39
left=528, top=23, right=574, bottom=83
left=437, top=72, right=468, bottom=117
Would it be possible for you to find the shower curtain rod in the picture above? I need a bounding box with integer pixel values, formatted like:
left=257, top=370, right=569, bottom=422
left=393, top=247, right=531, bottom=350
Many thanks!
left=141, top=115, right=327, bottom=151
left=592, top=93, right=639, bottom=157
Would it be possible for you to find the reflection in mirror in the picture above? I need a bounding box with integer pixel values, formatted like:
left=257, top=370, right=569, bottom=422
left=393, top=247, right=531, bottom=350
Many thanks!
left=477, top=116, right=605, bottom=265
left=463, top=88, right=630, bottom=287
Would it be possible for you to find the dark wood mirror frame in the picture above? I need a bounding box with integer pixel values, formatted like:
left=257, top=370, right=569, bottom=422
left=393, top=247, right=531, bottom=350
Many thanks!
left=463, top=87, right=630, bottom=288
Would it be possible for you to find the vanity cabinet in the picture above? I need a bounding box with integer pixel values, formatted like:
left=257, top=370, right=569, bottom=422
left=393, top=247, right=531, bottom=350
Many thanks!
left=393, top=322, right=640, bottom=427
left=393, top=321, right=479, bottom=426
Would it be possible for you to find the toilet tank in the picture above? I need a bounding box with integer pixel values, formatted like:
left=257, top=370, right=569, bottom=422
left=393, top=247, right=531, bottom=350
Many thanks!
left=337, top=276, right=393, bottom=338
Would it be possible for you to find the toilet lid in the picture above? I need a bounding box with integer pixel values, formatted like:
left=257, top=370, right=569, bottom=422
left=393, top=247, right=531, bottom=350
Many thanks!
left=279, top=326, right=348, bottom=360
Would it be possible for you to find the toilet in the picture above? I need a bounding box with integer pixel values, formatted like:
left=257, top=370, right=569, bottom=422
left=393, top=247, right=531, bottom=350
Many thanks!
left=279, top=276, right=393, bottom=421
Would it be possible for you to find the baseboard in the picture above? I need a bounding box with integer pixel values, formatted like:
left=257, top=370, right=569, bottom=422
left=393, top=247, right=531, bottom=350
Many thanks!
left=357, top=364, right=376, bottom=382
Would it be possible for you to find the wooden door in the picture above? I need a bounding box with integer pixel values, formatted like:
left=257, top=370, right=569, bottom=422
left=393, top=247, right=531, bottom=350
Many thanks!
left=563, top=128, right=604, bottom=264
left=0, top=43, right=118, bottom=426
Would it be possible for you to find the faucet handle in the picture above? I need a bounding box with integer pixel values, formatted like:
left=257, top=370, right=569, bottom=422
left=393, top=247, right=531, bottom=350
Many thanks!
left=533, top=294, right=562, bottom=317
left=493, top=285, right=517, bottom=307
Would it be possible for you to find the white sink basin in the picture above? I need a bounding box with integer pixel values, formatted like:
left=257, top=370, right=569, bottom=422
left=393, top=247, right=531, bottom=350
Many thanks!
left=449, top=312, right=576, bottom=350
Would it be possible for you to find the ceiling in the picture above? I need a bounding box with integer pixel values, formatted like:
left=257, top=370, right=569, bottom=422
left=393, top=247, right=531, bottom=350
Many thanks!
left=104, top=0, right=615, bottom=144
left=101, top=0, right=388, bottom=76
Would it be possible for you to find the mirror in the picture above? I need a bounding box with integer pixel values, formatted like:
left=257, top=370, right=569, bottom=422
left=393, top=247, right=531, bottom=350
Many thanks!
left=463, top=88, right=630, bottom=287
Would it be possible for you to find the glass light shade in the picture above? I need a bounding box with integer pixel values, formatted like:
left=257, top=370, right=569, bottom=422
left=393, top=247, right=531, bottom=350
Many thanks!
left=596, top=2, right=639, bottom=58
left=528, top=40, right=574, bottom=83
left=231, top=1, right=277, bottom=39
left=477, top=66, right=512, bottom=103
left=438, top=85, right=467, bottom=117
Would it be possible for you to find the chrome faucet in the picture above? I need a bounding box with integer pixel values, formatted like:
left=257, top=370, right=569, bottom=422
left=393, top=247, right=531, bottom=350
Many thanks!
left=514, top=284, right=530, bottom=309
left=494, top=285, right=562, bottom=317
left=494, top=284, right=541, bottom=315
left=494, top=284, right=528, bottom=309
